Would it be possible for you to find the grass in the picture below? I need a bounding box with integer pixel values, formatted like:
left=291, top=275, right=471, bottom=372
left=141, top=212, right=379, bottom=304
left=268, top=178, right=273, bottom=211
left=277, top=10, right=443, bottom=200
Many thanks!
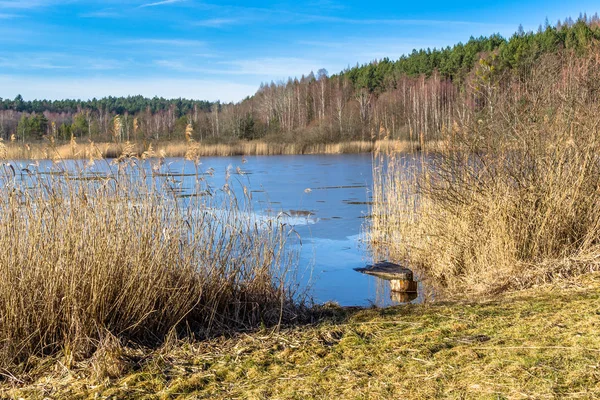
left=0, top=139, right=412, bottom=160
left=2, top=273, right=600, bottom=399
left=0, top=154, right=304, bottom=378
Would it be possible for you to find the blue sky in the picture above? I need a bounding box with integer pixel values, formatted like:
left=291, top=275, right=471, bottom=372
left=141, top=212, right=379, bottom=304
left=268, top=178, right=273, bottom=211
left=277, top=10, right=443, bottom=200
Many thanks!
left=0, top=0, right=598, bottom=102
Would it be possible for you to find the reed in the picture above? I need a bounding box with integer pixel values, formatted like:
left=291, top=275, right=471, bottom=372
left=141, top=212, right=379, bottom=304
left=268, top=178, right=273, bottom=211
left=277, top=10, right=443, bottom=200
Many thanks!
left=370, top=51, right=600, bottom=296
left=0, top=154, right=302, bottom=375
left=0, top=140, right=415, bottom=160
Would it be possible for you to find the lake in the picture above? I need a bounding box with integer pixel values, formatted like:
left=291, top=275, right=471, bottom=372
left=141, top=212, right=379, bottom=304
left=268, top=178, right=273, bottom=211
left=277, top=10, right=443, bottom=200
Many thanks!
left=167, top=153, right=419, bottom=306
left=24, top=153, right=422, bottom=307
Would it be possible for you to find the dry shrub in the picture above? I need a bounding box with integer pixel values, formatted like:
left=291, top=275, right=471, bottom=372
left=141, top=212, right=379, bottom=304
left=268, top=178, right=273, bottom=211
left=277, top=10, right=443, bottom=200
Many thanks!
left=0, top=155, right=300, bottom=375
left=371, top=50, right=600, bottom=295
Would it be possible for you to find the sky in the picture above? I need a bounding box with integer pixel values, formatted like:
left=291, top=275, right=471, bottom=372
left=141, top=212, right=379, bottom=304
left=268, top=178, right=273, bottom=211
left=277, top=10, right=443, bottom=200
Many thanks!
left=0, top=0, right=598, bottom=103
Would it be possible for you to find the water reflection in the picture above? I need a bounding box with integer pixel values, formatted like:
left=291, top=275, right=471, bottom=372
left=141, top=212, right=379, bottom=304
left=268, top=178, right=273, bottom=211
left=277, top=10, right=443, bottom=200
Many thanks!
left=390, top=291, right=419, bottom=303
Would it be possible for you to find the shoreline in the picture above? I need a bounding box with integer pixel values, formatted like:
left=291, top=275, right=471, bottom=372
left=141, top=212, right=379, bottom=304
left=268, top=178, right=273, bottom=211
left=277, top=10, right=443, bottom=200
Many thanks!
left=4, top=273, right=599, bottom=398
left=0, top=139, right=423, bottom=160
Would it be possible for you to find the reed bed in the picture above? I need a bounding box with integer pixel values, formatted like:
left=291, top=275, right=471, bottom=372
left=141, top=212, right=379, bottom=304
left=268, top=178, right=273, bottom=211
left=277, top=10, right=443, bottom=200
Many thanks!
left=0, top=140, right=412, bottom=160
left=0, top=154, right=302, bottom=377
left=370, top=52, right=600, bottom=296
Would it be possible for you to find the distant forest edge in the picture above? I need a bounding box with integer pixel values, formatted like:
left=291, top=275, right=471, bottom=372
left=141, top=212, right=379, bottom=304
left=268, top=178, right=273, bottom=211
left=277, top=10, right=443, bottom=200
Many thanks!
left=2, top=14, right=600, bottom=146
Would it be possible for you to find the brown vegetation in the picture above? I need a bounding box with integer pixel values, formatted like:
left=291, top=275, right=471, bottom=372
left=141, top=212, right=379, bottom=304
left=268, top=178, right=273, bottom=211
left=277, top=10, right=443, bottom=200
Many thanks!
left=0, top=139, right=411, bottom=160
left=371, top=49, right=600, bottom=295
left=0, top=155, right=303, bottom=376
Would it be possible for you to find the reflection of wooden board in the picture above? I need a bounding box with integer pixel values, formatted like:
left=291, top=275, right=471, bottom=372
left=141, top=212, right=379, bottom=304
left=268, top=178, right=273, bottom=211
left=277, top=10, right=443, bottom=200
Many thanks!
left=390, top=279, right=418, bottom=293
left=391, top=291, right=419, bottom=303
left=354, top=261, right=414, bottom=281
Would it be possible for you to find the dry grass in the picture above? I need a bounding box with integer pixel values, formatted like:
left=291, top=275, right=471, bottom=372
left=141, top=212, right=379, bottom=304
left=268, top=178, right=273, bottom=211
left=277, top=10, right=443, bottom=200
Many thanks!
left=0, top=153, right=303, bottom=377
left=0, top=140, right=413, bottom=160
left=370, top=51, right=600, bottom=296
left=3, top=272, right=600, bottom=399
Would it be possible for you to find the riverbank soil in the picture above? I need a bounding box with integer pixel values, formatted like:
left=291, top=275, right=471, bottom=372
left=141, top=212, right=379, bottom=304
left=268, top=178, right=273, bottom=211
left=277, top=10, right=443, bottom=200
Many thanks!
left=3, top=273, right=600, bottom=399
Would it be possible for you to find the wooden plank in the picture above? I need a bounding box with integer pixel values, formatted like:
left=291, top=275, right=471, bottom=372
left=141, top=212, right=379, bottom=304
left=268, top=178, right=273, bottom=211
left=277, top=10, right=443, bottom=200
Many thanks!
left=354, top=261, right=414, bottom=281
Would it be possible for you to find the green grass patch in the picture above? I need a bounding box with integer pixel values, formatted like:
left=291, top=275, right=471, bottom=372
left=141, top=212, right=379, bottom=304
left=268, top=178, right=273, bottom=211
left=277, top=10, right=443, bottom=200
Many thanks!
left=3, top=274, right=600, bottom=399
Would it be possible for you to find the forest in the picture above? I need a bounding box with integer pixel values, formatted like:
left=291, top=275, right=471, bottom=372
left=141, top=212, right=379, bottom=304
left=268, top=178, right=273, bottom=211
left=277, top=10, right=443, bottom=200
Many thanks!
left=2, top=14, right=600, bottom=146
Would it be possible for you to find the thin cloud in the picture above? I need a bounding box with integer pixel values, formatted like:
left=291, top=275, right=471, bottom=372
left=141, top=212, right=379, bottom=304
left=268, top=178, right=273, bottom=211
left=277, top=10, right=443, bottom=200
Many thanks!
left=138, top=0, right=186, bottom=8
left=155, top=57, right=325, bottom=78
left=297, top=40, right=347, bottom=48
left=80, top=10, right=122, bottom=18
left=296, top=38, right=457, bottom=67
left=87, top=59, right=127, bottom=70
left=297, top=38, right=434, bottom=53
left=124, top=38, right=206, bottom=47
left=194, top=18, right=238, bottom=28
left=0, top=52, right=132, bottom=72
left=288, top=13, right=511, bottom=28
left=153, top=59, right=224, bottom=74
left=330, top=17, right=508, bottom=28
left=0, top=57, right=71, bottom=70
left=305, top=0, right=345, bottom=9
left=181, top=4, right=511, bottom=30
left=0, top=0, right=58, bottom=9
left=29, top=63, right=72, bottom=69
left=220, top=57, right=323, bottom=77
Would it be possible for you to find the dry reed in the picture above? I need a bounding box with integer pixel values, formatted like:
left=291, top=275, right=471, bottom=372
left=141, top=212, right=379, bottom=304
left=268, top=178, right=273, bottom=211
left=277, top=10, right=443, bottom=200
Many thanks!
left=0, top=140, right=413, bottom=160
left=0, top=153, right=301, bottom=376
left=371, top=51, right=600, bottom=295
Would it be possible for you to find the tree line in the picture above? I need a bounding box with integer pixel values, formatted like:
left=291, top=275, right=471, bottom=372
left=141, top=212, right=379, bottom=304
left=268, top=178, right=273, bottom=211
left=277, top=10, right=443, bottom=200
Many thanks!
left=2, top=14, right=600, bottom=144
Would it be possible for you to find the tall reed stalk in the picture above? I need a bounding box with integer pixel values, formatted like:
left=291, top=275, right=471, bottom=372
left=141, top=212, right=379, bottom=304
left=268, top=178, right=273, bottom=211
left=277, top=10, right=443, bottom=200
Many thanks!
left=0, top=154, right=300, bottom=374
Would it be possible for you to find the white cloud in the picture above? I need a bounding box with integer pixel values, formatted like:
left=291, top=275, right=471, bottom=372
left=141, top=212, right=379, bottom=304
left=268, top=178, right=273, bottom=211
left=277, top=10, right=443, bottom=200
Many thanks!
left=124, top=38, right=206, bottom=47
left=193, top=18, right=238, bottom=28
left=0, top=0, right=60, bottom=9
left=176, top=5, right=511, bottom=30
left=299, top=15, right=511, bottom=28
left=138, top=0, right=186, bottom=8
left=28, top=63, right=72, bottom=69
left=80, top=10, right=122, bottom=18
left=0, top=53, right=129, bottom=71
left=220, top=57, right=323, bottom=78
left=87, top=59, right=126, bottom=70
left=0, top=55, right=71, bottom=70
left=304, top=0, right=345, bottom=10
left=0, top=75, right=257, bottom=103
left=297, top=38, right=432, bottom=61
left=155, top=57, right=325, bottom=78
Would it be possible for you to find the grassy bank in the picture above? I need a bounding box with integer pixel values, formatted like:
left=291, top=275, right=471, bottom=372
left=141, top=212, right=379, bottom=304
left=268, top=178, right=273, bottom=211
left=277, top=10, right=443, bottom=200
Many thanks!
left=0, top=139, right=412, bottom=160
left=2, top=273, right=599, bottom=399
